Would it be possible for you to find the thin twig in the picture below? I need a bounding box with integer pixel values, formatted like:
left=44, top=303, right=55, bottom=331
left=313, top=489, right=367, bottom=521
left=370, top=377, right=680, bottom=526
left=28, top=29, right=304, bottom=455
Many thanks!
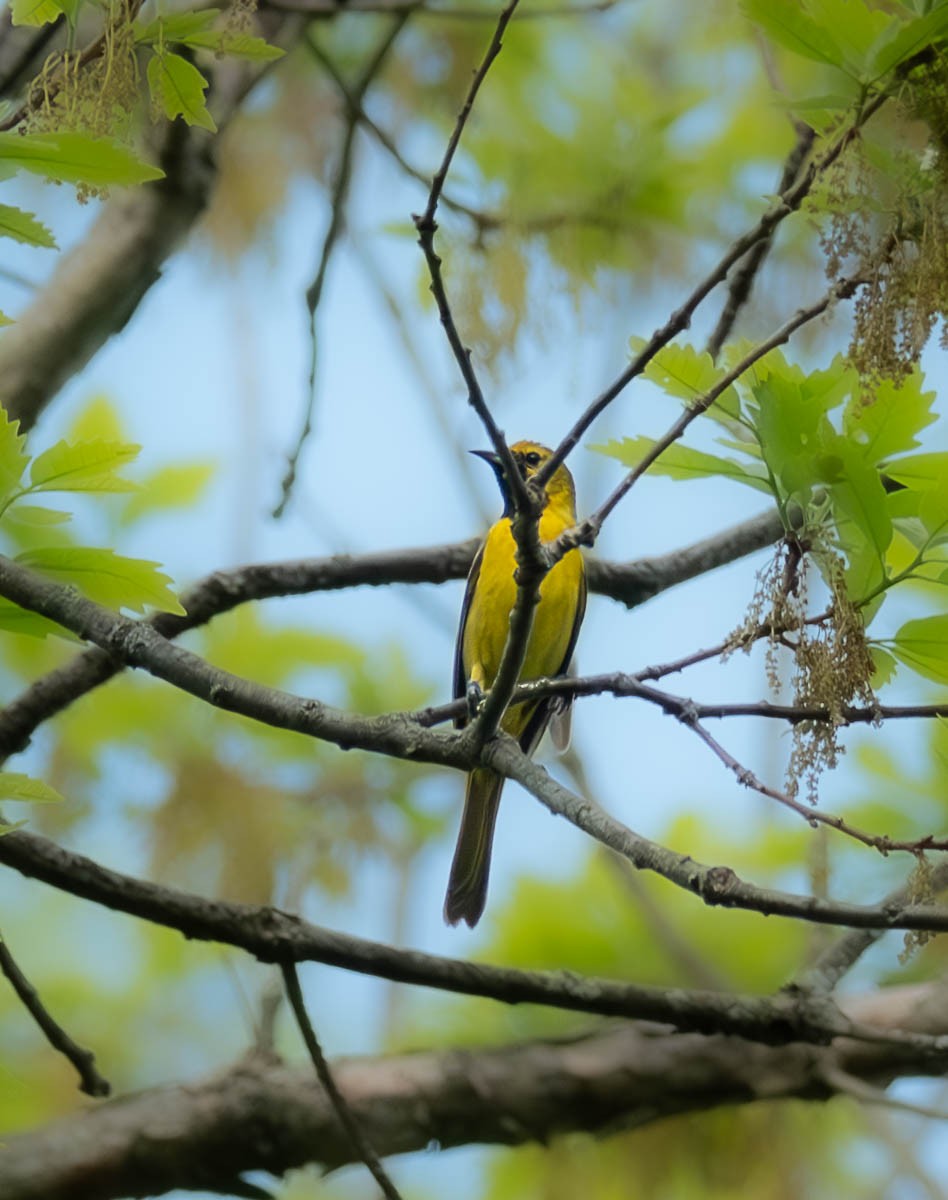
left=273, top=15, right=412, bottom=517
left=553, top=270, right=865, bottom=558
left=412, top=0, right=527, bottom=502
left=534, top=90, right=888, bottom=492
left=706, top=123, right=816, bottom=360
left=0, top=927, right=110, bottom=1096
left=414, top=672, right=948, bottom=731
left=4, top=556, right=948, bottom=918
left=797, top=863, right=948, bottom=994
left=679, top=711, right=948, bottom=856
left=281, top=963, right=404, bottom=1200
left=0, top=516, right=782, bottom=766
left=265, top=0, right=619, bottom=17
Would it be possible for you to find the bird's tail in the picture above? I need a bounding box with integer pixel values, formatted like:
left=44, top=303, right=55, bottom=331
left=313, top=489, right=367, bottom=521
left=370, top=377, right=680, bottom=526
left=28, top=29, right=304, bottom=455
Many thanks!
left=444, top=767, right=503, bottom=928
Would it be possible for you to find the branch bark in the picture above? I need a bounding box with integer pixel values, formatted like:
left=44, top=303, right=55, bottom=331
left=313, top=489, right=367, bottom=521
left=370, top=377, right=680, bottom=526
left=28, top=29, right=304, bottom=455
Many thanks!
left=0, top=14, right=298, bottom=432
left=0, top=506, right=780, bottom=762
left=2, top=983, right=947, bottom=1200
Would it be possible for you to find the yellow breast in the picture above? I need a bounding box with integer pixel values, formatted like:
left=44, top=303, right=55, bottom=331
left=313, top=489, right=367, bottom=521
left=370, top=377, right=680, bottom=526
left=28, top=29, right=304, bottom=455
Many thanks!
left=462, top=501, right=583, bottom=736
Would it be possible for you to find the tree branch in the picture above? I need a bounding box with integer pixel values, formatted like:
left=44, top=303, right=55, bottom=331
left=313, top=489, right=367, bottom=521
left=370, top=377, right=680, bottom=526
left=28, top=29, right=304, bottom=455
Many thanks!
left=0, top=926, right=110, bottom=1097
left=0, top=513, right=777, bottom=764
left=273, top=14, right=413, bottom=517
left=0, top=826, right=868, bottom=1043
left=705, top=122, right=816, bottom=359
left=2, top=986, right=948, bottom=1200
left=281, top=963, right=404, bottom=1200
left=555, top=271, right=864, bottom=557
left=536, top=91, right=887, bottom=490
left=412, top=0, right=528, bottom=502
left=0, top=13, right=297, bottom=432
left=3, top=555, right=948, bottom=934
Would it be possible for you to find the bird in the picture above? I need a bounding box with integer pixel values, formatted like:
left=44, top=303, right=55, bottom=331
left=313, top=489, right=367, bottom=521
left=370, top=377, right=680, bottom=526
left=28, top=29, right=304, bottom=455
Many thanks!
left=444, top=440, right=586, bottom=928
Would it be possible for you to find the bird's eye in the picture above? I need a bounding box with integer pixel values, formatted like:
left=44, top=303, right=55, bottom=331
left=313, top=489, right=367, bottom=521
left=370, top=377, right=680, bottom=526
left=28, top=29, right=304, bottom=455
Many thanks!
left=524, top=451, right=542, bottom=467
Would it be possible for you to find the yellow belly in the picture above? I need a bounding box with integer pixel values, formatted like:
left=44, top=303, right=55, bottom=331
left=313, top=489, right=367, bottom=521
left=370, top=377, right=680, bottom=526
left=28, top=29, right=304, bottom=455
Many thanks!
left=462, top=512, right=583, bottom=737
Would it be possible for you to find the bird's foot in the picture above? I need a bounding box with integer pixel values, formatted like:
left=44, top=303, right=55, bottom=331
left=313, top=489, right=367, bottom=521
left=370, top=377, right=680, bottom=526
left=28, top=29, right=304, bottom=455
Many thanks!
left=466, top=680, right=485, bottom=719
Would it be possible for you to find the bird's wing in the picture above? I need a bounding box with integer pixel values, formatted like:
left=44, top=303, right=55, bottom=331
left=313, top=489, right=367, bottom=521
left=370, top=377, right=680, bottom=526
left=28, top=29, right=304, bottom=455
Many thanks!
left=521, top=562, right=587, bottom=756
left=452, top=540, right=486, bottom=727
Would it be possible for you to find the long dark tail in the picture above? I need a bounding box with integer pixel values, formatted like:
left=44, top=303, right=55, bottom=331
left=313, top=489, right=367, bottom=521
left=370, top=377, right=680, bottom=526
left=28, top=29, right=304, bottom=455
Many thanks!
left=443, top=767, right=503, bottom=928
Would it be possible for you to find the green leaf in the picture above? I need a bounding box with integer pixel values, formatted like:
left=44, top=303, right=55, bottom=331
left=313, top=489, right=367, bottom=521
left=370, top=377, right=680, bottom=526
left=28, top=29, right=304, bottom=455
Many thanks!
left=121, top=462, right=215, bottom=525
left=29, top=438, right=140, bottom=493
left=885, top=451, right=948, bottom=489
left=0, top=204, right=56, bottom=248
left=807, top=0, right=892, bottom=63
left=891, top=614, right=948, bottom=684
left=747, top=374, right=827, bottom=502
left=66, top=394, right=127, bottom=445
left=0, top=597, right=73, bottom=639
left=0, top=407, right=29, bottom=508
left=741, top=0, right=848, bottom=68
left=590, top=436, right=773, bottom=492
left=17, top=546, right=185, bottom=615
left=868, top=4, right=948, bottom=78
left=0, top=311, right=12, bottom=328
left=775, top=90, right=861, bottom=114
left=632, top=338, right=741, bottom=418
left=147, top=53, right=217, bottom=131
left=843, top=371, right=937, bottom=464
left=134, top=9, right=221, bottom=43
left=0, top=772, right=63, bottom=803
left=828, top=440, right=892, bottom=578
left=869, top=645, right=898, bottom=687
left=918, top=476, right=948, bottom=547
left=3, top=504, right=72, bottom=527
left=0, top=131, right=164, bottom=187
left=10, top=0, right=61, bottom=26
left=179, top=30, right=285, bottom=61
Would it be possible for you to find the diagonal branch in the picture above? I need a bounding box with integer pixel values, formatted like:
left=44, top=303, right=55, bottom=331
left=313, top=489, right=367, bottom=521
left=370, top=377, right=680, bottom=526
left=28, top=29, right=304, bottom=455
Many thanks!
left=705, top=122, right=816, bottom=359
left=281, top=963, right=404, bottom=1200
left=554, top=270, right=864, bottom=558
left=0, top=512, right=779, bottom=765
left=0, top=926, right=110, bottom=1097
left=412, top=0, right=527, bottom=501
left=535, top=90, right=888, bottom=491
left=3, top=555, right=948, bottom=933
left=797, top=864, right=948, bottom=995
left=273, top=14, right=413, bottom=517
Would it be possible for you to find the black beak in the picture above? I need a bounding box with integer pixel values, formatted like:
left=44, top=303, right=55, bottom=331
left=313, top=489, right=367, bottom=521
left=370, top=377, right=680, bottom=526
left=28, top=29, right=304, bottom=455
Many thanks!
left=470, top=448, right=512, bottom=512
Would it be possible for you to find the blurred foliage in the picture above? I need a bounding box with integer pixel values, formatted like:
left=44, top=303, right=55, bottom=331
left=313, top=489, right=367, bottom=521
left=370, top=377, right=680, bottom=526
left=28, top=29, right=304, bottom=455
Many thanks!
left=5, top=2, right=948, bottom=1199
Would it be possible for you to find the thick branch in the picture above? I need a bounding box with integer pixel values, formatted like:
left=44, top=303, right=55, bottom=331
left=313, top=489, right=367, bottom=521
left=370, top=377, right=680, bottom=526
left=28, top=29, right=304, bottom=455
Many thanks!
left=0, top=15, right=296, bottom=432
left=0, top=509, right=779, bottom=762
left=3, top=557, right=948, bottom=934
left=2, top=985, right=948, bottom=1200
left=0, top=827, right=861, bottom=1043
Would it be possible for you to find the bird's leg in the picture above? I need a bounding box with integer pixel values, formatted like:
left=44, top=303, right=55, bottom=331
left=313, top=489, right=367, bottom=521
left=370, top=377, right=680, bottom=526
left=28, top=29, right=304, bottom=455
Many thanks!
left=466, top=679, right=485, bottom=719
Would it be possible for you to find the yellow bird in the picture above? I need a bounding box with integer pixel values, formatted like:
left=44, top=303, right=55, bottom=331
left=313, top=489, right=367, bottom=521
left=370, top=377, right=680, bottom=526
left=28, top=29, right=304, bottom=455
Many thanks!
left=445, top=441, right=586, bottom=927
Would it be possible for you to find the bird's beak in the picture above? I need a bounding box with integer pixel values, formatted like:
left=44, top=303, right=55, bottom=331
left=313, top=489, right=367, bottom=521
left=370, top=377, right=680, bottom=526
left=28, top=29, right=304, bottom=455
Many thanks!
left=469, top=449, right=501, bottom=468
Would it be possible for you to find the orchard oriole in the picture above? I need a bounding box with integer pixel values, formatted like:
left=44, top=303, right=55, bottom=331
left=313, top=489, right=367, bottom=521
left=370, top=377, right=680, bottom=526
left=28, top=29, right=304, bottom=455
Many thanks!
left=444, top=441, right=586, bottom=927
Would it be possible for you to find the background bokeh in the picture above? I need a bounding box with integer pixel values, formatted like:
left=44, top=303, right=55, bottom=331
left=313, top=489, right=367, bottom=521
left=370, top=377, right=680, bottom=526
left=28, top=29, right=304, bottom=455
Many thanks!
left=2, top=2, right=948, bottom=1196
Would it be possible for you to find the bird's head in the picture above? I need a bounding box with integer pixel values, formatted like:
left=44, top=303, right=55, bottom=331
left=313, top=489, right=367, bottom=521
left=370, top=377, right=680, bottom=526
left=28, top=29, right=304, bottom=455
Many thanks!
left=471, top=441, right=577, bottom=515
